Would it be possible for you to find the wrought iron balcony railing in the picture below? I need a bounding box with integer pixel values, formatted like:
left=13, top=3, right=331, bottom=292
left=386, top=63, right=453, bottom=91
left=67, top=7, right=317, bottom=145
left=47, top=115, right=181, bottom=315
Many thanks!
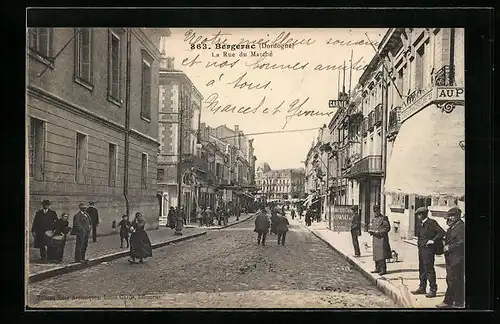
left=361, top=117, right=368, bottom=135
left=434, top=65, right=455, bottom=86
left=387, top=106, right=402, bottom=140
left=345, top=155, right=383, bottom=179
left=406, top=89, right=424, bottom=105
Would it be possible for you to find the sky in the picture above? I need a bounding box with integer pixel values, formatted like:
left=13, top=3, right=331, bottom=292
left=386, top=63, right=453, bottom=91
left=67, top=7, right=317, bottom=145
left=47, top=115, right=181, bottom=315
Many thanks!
left=165, top=28, right=386, bottom=170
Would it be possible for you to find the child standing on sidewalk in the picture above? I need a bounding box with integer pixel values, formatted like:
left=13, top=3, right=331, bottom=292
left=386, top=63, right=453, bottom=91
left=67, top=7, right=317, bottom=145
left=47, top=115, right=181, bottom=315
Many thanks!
left=118, top=215, right=131, bottom=248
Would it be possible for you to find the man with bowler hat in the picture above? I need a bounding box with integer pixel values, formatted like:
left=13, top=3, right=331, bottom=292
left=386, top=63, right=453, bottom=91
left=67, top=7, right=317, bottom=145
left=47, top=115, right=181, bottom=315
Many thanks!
left=31, top=200, right=58, bottom=261
left=71, top=203, right=92, bottom=263
left=368, top=204, right=391, bottom=275
left=87, top=201, right=99, bottom=243
left=350, top=205, right=362, bottom=257
left=436, top=206, right=465, bottom=308
left=411, top=206, right=446, bottom=298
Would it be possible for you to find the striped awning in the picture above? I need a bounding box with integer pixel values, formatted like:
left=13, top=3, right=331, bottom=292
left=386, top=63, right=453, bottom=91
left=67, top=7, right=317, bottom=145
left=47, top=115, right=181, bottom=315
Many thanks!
left=384, top=103, right=465, bottom=197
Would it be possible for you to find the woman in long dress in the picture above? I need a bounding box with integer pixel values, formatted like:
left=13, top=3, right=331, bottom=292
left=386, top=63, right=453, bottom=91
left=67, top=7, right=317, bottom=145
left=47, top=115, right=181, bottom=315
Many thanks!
left=128, top=212, right=153, bottom=264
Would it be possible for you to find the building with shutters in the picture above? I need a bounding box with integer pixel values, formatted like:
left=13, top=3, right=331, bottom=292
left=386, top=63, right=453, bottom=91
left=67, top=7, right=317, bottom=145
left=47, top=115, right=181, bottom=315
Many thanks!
left=27, top=28, right=168, bottom=236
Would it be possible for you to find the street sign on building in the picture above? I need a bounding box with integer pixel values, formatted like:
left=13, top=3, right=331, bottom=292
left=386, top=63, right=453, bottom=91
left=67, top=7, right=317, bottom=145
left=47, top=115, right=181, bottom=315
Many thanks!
left=329, top=99, right=348, bottom=108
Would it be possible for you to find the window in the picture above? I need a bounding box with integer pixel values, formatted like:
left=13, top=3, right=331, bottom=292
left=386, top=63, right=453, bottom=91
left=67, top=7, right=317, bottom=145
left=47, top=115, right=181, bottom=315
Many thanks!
left=28, top=28, right=52, bottom=58
left=29, top=118, right=45, bottom=180
left=74, top=28, right=93, bottom=85
left=415, top=45, right=425, bottom=90
left=108, top=31, right=121, bottom=101
left=108, top=143, right=117, bottom=187
left=75, top=133, right=88, bottom=183
left=141, top=53, right=152, bottom=120
left=157, top=169, right=164, bottom=181
left=141, top=153, right=148, bottom=189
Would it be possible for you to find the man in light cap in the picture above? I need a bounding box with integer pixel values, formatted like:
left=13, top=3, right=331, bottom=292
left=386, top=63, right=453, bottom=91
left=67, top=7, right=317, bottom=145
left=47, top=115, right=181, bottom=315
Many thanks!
left=411, top=206, right=445, bottom=298
left=436, top=206, right=465, bottom=308
left=368, top=204, right=391, bottom=275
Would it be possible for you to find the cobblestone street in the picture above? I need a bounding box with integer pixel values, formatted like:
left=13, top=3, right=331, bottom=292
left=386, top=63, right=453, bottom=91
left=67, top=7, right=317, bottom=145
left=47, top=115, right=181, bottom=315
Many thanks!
left=28, top=215, right=396, bottom=308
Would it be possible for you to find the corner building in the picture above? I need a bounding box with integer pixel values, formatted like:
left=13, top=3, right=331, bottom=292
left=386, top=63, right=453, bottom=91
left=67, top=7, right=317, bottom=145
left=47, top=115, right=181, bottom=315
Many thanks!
left=27, top=28, right=168, bottom=235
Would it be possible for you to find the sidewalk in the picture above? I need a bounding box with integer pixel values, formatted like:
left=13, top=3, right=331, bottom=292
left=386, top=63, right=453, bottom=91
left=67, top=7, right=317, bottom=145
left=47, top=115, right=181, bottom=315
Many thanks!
left=184, top=212, right=255, bottom=230
left=289, top=216, right=447, bottom=308
left=28, top=226, right=207, bottom=283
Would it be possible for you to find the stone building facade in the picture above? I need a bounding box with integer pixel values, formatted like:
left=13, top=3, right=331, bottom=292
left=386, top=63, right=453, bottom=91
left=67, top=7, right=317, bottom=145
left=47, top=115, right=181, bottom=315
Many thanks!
left=256, top=165, right=305, bottom=202
left=27, top=28, right=168, bottom=236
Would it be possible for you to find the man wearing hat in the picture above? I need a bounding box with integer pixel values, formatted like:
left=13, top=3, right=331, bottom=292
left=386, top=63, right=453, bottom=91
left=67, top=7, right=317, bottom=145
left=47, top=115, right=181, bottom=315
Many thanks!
left=31, top=200, right=58, bottom=260
left=368, top=204, right=392, bottom=275
left=411, top=206, right=446, bottom=298
left=87, top=201, right=99, bottom=243
left=71, top=203, right=92, bottom=263
left=436, top=206, right=465, bottom=308
left=350, top=205, right=362, bottom=257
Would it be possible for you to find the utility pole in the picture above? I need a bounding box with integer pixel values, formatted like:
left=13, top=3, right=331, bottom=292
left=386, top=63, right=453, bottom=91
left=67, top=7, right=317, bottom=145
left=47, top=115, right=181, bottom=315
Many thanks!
left=380, top=64, right=388, bottom=216
left=327, top=151, right=331, bottom=230
left=175, top=84, right=184, bottom=235
left=123, top=29, right=132, bottom=219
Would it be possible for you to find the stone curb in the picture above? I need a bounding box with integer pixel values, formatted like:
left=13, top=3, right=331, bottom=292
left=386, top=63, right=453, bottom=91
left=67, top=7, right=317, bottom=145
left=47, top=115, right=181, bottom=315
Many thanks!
left=28, top=231, right=207, bottom=284
left=302, top=223, right=416, bottom=308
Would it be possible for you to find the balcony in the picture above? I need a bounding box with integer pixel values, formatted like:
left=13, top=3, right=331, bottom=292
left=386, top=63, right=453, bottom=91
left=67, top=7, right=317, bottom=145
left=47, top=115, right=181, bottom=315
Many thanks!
left=406, top=88, right=424, bottom=106
left=368, top=111, right=374, bottom=130
left=183, top=153, right=208, bottom=173
left=434, top=65, right=455, bottom=87
left=387, top=106, right=401, bottom=141
left=361, top=117, right=368, bottom=135
left=345, top=155, right=383, bottom=179
left=374, top=104, right=382, bottom=126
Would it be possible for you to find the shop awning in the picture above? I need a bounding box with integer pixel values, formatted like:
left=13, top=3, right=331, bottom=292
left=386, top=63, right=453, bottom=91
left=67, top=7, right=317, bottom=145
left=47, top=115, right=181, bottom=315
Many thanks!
left=384, top=104, right=465, bottom=197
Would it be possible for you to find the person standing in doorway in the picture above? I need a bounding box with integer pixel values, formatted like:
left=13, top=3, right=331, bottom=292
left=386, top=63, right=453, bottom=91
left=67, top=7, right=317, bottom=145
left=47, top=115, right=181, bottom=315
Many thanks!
left=437, top=206, right=465, bottom=308
left=71, top=203, right=92, bottom=263
left=254, top=207, right=270, bottom=245
left=368, top=205, right=391, bottom=275
left=31, top=200, right=58, bottom=261
left=87, top=201, right=99, bottom=243
left=350, top=205, right=362, bottom=257
left=411, top=206, right=446, bottom=298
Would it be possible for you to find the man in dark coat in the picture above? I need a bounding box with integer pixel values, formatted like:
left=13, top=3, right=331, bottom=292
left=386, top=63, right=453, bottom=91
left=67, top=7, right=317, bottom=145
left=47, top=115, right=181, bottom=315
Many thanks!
left=411, top=206, right=446, bottom=298
left=368, top=205, right=391, bottom=275
left=31, top=200, right=58, bottom=261
left=350, top=205, right=362, bottom=257
left=71, top=203, right=92, bottom=263
left=87, top=201, right=99, bottom=243
left=436, top=207, right=465, bottom=308
left=254, top=207, right=271, bottom=245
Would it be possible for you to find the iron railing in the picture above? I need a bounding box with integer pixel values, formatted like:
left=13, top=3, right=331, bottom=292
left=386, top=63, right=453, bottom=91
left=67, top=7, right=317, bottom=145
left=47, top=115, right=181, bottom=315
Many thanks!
left=374, top=103, right=382, bottom=126
left=387, top=106, right=402, bottom=139
left=361, top=117, right=368, bottom=135
left=345, top=155, right=383, bottom=179
left=434, top=65, right=455, bottom=86
left=368, top=111, right=374, bottom=130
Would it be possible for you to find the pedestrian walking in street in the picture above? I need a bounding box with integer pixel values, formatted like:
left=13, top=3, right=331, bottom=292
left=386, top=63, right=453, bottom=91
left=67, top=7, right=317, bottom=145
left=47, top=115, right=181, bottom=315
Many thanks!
left=87, top=201, right=99, bottom=243
left=181, top=206, right=187, bottom=225
left=368, top=204, right=391, bottom=275
left=235, top=204, right=241, bottom=221
left=31, top=199, right=58, bottom=261
left=436, top=206, right=465, bottom=308
left=411, top=206, right=446, bottom=298
left=196, top=206, right=204, bottom=226
left=47, top=212, right=71, bottom=263
left=291, top=208, right=296, bottom=220
left=167, top=206, right=176, bottom=229
left=206, top=206, right=215, bottom=226
left=71, top=203, right=92, bottom=263
left=276, top=214, right=290, bottom=246
left=254, top=207, right=271, bottom=245
left=305, top=208, right=312, bottom=226
left=270, top=208, right=279, bottom=235
left=350, top=206, right=362, bottom=257
left=128, top=212, right=153, bottom=264
left=118, top=215, right=131, bottom=248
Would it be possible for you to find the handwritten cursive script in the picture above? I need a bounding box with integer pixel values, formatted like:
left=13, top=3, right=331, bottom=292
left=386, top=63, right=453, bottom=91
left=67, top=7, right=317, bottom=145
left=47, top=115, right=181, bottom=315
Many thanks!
left=226, top=72, right=272, bottom=91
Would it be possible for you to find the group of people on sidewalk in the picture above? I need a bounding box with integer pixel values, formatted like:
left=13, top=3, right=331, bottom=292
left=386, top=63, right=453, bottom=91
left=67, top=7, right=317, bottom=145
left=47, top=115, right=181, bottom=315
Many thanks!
left=166, top=204, right=243, bottom=229
left=31, top=199, right=153, bottom=266
left=31, top=200, right=99, bottom=264
left=348, top=203, right=465, bottom=308
left=253, top=205, right=290, bottom=246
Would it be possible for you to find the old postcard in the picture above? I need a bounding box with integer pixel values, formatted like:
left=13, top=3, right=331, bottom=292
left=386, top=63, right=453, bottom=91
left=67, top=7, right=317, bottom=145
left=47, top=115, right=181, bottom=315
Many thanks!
left=26, top=27, right=465, bottom=309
